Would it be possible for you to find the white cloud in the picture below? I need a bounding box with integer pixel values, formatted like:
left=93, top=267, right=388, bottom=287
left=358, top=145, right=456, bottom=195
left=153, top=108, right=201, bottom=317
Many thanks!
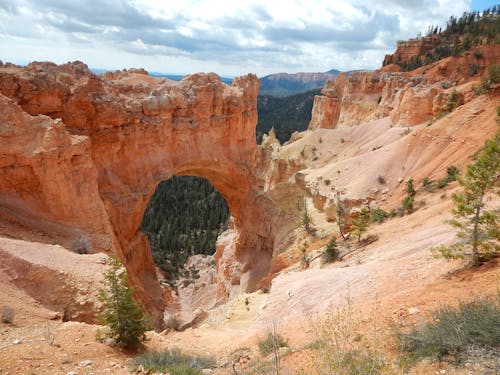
left=0, top=0, right=472, bottom=76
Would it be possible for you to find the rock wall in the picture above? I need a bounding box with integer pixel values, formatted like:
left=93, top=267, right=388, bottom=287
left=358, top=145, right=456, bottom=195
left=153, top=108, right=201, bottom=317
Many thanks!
left=309, top=45, right=500, bottom=130
left=383, top=36, right=441, bottom=66
left=0, top=61, right=291, bottom=328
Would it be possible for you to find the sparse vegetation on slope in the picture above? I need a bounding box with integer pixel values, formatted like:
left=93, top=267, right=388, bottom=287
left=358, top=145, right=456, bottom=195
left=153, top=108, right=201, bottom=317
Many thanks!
left=400, top=295, right=500, bottom=364
left=132, top=349, right=216, bottom=374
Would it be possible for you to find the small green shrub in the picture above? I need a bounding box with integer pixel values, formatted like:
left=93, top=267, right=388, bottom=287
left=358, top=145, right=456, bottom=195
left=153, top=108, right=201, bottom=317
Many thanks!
left=322, top=236, right=339, bottom=263
left=405, top=178, right=416, bottom=198
left=132, top=349, right=216, bottom=374
left=400, top=296, right=500, bottom=364
left=442, top=90, right=462, bottom=112
left=166, top=315, right=182, bottom=331
left=402, top=196, right=414, bottom=213
left=1, top=306, right=15, bottom=324
left=258, top=332, right=288, bottom=356
left=422, top=177, right=433, bottom=190
left=377, top=175, right=386, bottom=184
left=400, top=127, right=412, bottom=136
left=324, top=179, right=331, bottom=186
left=468, top=63, right=479, bottom=76
left=437, top=165, right=459, bottom=189
left=370, top=208, right=390, bottom=223
left=488, top=64, right=500, bottom=83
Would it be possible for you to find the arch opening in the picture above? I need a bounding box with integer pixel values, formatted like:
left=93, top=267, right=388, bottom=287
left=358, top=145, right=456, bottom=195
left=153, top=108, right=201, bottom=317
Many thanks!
left=140, top=175, right=230, bottom=289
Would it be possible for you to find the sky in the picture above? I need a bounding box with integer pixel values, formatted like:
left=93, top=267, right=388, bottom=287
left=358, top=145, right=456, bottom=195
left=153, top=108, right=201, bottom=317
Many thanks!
left=0, top=0, right=497, bottom=77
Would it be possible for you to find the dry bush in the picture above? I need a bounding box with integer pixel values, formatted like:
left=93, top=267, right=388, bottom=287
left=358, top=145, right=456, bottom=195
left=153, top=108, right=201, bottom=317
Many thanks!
left=1, top=306, right=15, bottom=324
left=307, top=293, right=396, bottom=375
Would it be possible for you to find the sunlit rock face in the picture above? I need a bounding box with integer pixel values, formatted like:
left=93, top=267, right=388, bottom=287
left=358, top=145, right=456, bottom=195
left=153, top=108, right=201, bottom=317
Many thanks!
left=0, top=61, right=286, bottom=328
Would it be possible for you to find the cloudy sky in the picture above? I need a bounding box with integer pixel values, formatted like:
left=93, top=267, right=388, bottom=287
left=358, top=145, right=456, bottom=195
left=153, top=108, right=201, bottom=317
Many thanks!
left=0, top=0, right=496, bottom=77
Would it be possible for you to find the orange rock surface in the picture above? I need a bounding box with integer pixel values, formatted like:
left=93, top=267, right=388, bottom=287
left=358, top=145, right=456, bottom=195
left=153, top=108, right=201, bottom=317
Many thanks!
left=0, top=62, right=285, bottom=328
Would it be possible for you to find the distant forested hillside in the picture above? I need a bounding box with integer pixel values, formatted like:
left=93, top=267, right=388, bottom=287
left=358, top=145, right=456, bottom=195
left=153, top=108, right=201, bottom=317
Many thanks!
left=256, top=88, right=320, bottom=144
left=259, top=70, right=338, bottom=96
left=141, top=176, right=229, bottom=281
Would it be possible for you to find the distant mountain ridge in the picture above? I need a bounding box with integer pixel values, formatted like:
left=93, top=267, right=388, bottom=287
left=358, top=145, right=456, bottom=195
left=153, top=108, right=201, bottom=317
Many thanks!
left=91, top=67, right=342, bottom=96
left=259, top=69, right=340, bottom=96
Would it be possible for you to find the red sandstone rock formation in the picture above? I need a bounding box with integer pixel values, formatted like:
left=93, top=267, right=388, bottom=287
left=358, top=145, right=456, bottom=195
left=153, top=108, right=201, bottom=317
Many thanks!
left=309, top=45, right=500, bottom=130
left=0, top=61, right=291, bottom=328
left=383, top=36, right=441, bottom=66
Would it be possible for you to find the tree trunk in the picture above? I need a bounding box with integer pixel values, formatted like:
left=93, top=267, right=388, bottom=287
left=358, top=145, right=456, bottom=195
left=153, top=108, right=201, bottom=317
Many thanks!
left=471, top=193, right=484, bottom=266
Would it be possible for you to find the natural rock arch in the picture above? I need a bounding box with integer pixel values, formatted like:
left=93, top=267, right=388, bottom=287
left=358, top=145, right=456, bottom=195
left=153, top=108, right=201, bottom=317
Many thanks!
left=0, top=62, right=291, bottom=328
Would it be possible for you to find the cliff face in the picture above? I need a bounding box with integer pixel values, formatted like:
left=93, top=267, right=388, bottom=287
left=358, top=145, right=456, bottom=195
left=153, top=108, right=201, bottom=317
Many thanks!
left=309, top=45, right=500, bottom=130
left=383, top=36, right=441, bottom=66
left=0, top=62, right=287, bottom=328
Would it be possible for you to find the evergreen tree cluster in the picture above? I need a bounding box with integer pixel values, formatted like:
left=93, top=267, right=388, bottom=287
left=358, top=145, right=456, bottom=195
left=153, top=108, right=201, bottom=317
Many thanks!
left=140, top=176, right=229, bottom=281
left=386, top=8, right=500, bottom=71
left=256, top=89, right=320, bottom=144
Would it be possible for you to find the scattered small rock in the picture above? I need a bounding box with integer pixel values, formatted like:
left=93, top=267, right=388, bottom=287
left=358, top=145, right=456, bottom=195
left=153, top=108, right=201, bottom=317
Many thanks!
left=66, top=372, right=78, bottom=375
left=61, top=356, right=71, bottom=365
left=408, top=307, right=420, bottom=315
left=103, top=337, right=116, bottom=346
left=79, top=360, right=93, bottom=367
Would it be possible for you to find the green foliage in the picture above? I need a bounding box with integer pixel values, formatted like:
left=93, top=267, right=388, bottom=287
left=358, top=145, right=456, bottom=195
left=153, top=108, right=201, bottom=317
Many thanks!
left=336, top=198, right=349, bottom=240
left=488, top=64, right=500, bottom=83
left=406, top=178, right=416, bottom=197
left=322, top=236, right=339, bottom=263
left=97, top=258, right=151, bottom=348
left=402, top=196, right=414, bottom=213
left=400, top=295, right=500, bottom=364
left=442, top=90, right=463, bottom=113
left=468, top=63, right=479, bottom=76
left=258, top=332, right=288, bottom=356
left=132, top=348, right=216, bottom=374
left=401, top=178, right=417, bottom=214
left=141, top=176, right=229, bottom=282
left=300, top=241, right=310, bottom=268
left=256, top=89, right=320, bottom=144
left=473, top=65, right=500, bottom=95
left=437, top=165, right=460, bottom=188
left=352, top=208, right=370, bottom=242
left=422, top=177, right=433, bottom=190
left=432, top=131, right=499, bottom=265
left=301, top=203, right=313, bottom=234
left=370, top=208, right=390, bottom=223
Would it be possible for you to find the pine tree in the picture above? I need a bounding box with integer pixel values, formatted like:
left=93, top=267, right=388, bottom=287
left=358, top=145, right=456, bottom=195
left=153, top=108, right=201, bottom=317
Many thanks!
left=97, top=258, right=151, bottom=348
left=336, top=198, right=350, bottom=240
left=352, top=208, right=370, bottom=242
left=322, top=236, right=339, bottom=263
left=432, top=131, right=499, bottom=265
